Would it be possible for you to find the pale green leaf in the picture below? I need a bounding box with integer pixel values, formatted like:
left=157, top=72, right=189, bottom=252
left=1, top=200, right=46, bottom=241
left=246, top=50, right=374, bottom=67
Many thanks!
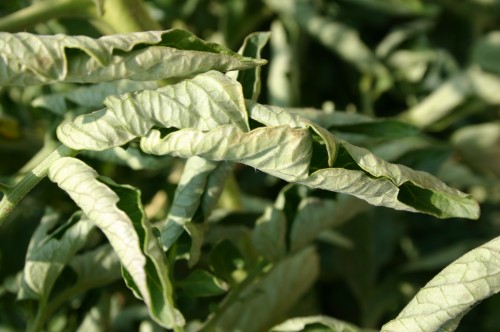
left=271, top=315, right=370, bottom=332
left=99, top=176, right=185, bottom=329
left=57, top=71, right=249, bottom=150
left=382, top=235, right=500, bottom=332
left=176, top=159, right=234, bottom=267
left=57, top=71, right=479, bottom=219
left=140, top=125, right=313, bottom=181
left=48, top=157, right=184, bottom=328
left=250, top=102, right=478, bottom=219
left=18, top=211, right=94, bottom=301
left=376, top=21, right=433, bottom=58
left=211, top=247, right=319, bottom=332
left=0, top=29, right=266, bottom=86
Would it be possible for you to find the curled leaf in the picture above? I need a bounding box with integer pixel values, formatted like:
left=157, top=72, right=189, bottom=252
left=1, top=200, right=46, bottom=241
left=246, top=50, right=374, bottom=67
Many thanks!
left=48, top=157, right=184, bottom=328
left=57, top=71, right=479, bottom=219
left=0, top=29, right=266, bottom=86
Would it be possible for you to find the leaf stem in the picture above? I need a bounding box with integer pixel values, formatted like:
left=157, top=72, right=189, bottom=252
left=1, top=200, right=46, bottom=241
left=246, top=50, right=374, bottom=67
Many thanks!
left=0, top=0, right=97, bottom=32
left=0, top=144, right=78, bottom=227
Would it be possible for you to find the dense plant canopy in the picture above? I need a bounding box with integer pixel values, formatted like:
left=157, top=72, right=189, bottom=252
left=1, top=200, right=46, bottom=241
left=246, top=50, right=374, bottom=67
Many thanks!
left=0, top=1, right=499, bottom=332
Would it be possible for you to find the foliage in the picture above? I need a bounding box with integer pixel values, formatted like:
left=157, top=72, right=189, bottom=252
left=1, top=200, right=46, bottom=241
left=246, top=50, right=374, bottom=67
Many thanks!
left=0, top=0, right=499, bottom=331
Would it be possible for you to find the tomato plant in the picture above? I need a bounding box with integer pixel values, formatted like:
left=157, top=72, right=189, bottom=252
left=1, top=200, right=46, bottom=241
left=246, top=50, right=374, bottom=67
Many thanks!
left=0, top=1, right=499, bottom=331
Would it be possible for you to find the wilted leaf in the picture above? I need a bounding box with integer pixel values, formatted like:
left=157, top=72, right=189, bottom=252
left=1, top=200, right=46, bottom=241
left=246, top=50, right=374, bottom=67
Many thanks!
left=0, top=29, right=266, bottom=86
left=48, top=157, right=184, bottom=328
left=18, top=211, right=94, bottom=301
left=57, top=71, right=249, bottom=150
left=57, top=71, right=479, bottom=219
left=160, top=156, right=231, bottom=267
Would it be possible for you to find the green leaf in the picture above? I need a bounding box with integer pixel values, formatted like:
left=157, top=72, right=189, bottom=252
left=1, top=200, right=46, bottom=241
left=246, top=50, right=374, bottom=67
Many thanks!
left=177, top=269, right=228, bottom=298
left=58, top=71, right=479, bottom=219
left=382, top=235, right=500, bottom=332
left=208, top=240, right=246, bottom=285
left=48, top=157, right=184, bottom=328
left=18, top=211, right=94, bottom=302
left=211, top=247, right=319, bottom=332
left=271, top=315, right=371, bottom=332
left=0, top=29, right=266, bottom=86
left=141, top=124, right=313, bottom=181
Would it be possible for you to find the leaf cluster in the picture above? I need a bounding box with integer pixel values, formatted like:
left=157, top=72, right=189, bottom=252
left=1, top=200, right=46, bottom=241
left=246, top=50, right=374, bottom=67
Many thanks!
left=0, top=1, right=499, bottom=332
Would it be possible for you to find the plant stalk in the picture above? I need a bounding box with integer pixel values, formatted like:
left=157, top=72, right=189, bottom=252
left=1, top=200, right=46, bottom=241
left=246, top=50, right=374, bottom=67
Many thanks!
left=0, top=144, right=78, bottom=227
left=0, top=0, right=97, bottom=32
left=97, top=0, right=162, bottom=33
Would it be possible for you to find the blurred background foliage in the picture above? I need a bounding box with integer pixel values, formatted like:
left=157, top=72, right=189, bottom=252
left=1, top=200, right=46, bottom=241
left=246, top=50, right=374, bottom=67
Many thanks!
left=0, top=0, right=499, bottom=331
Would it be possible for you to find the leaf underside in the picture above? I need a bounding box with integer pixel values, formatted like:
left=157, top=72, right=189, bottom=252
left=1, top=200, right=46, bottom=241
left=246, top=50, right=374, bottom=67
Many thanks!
left=48, top=157, right=184, bottom=328
left=382, top=235, right=500, bottom=332
left=0, top=29, right=266, bottom=86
